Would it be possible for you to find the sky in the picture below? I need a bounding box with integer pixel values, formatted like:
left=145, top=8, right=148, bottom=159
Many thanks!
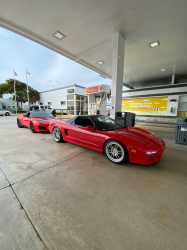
left=0, top=27, right=112, bottom=98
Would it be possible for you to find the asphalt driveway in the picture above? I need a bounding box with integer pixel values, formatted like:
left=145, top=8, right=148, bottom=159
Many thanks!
left=0, top=116, right=187, bottom=250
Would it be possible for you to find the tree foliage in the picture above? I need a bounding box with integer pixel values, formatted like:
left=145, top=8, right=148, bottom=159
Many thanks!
left=0, top=78, right=40, bottom=105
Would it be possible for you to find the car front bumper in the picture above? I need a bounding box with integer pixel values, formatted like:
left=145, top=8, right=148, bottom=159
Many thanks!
left=129, top=144, right=165, bottom=165
left=34, top=124, right=49, bottom=132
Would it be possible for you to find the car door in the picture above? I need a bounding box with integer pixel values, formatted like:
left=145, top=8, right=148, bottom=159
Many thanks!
left=22, top=112, right=31, bottom=128
left=68, top=117, right=101, bottom=151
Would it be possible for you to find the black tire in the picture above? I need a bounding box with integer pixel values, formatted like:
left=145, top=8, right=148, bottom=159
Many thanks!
left=30, top=122, right=36, bottom=133
left=104, top=140, right=128, bottom=164
left=17, top=119, right=22, bottom=128
left=53, top=127, right=63, bottom=143
left=5, top=112, right=10, bottom=116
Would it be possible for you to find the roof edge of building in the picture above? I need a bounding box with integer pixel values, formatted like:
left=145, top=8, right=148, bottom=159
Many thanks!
left=40, top=84, right=85, bottom=93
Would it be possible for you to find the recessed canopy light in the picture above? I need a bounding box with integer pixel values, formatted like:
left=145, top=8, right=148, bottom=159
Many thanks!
left=52, top=30, right=66, bottom=41
left=97, top=60, right=104, bottom=65
left=161, top=68, right=167, bottom=71
left=149, top=40, right=160, bottom=48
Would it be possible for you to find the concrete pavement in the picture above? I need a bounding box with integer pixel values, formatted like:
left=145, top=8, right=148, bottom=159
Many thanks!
left=0, top=116, right=187, bottom=250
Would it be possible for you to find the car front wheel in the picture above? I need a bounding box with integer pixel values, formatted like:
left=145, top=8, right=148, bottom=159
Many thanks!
left=17, top=119, right=22, bottom=128
left=104, top=140, right=128, bottom=164
left=53, top=127, right=63, bottom=143
left=5, top=112, right=10, bottom=116
left=30, top=122, right=36, bottom=133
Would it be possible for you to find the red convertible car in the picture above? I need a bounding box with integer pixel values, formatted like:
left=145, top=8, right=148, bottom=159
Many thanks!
left=17, top=110, right=56, bottom=133
left=49, top=115, right=165, bottom=165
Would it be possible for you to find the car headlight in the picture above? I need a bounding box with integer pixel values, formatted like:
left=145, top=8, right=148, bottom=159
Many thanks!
left=146, top=151, right=158, bottom=155
left=37, top=120, right=48, bottom=124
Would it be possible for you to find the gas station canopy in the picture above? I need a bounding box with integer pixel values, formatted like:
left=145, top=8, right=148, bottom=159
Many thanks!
left=1, top=0, right=187, bottom=88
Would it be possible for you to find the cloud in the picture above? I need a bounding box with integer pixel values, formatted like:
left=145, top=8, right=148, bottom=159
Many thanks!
left=55, top=81, right=61, bottom=84
left=0, top=27, right=111, bottom=94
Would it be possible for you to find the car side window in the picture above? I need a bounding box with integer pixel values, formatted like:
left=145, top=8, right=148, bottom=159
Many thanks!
left=74, top=117, right=94, bottom=127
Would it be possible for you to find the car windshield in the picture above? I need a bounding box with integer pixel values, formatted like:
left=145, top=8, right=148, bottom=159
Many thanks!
left=91, top=116, right=124, bottom=131
left=30, top=111, right=54, bottom=118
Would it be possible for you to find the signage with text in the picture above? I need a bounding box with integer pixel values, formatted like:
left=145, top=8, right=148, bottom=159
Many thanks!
left=85, top=86, right=99, bottom=94
left=67, top=89, right=74, bottom=93
left=121, top=96, right=168, bottom=116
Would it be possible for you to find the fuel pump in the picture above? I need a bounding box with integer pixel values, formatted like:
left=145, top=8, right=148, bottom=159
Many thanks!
left=85, top=84, right=110, bottom=116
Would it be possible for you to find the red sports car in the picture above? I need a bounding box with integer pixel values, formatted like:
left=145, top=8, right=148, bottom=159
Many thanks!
left=17, top=110, right=57, bottom=133
left=48, top=115, right=165, bottom=165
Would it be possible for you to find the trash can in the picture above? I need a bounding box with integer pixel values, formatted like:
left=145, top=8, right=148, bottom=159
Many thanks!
left=115, top=112, right=136, bottom=127
left=175, top=117, right=187, bottom=144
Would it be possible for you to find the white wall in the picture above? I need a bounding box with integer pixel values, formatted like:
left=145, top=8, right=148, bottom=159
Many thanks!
left=39, top=85, right=86, bottom=109
left=122, top=85, right=187, bottom=98
left=40, top=88, right=72, bottom=109
left=75, top=85, right=86, bottom=95
left=179, top=95, right=187, bottom=102
left=0, top=98, right=16, bottom=109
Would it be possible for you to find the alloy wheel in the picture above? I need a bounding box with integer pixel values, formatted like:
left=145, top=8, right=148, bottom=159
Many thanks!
left=105, top=141, right=125, bottom=163
left=53, top=127, right=62, bottom=142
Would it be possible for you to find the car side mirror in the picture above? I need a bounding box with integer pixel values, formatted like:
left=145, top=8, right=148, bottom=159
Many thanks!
left=86, top=126, right=94, bottom=132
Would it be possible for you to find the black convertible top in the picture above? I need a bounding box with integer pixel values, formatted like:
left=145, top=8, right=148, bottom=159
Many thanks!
left=65, top=115, right=105, bottom=124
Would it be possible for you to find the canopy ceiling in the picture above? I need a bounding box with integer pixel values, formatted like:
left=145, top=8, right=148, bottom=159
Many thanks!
left=1, top=0, right=187, bottom=88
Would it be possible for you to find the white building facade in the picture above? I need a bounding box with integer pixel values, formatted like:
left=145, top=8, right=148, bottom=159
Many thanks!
left=39, top=84, right=88, bottom=115
left=0, top=98, right=17, bottom=111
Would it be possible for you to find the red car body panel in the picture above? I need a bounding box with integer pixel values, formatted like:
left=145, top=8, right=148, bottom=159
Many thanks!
left=48, top=119, right=165, bottom=165
left=17, top=114, right=60, bottom=132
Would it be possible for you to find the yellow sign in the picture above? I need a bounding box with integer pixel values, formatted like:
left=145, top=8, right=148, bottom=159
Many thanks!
left=121, top=96, right=168, bottom=116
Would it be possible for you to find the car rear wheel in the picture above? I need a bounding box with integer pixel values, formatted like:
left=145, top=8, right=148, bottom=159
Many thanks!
left=53, top=127, right=63, bottom=142
left=17, top=119, right=22, bottom=128
left=5, top=112, right=10, bottom=116
left=30, top=122, right=36, bottom=133
left=104, top=140, right=128, bottom=164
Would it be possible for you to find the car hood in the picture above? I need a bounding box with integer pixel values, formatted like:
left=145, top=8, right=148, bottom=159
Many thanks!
left=107, top=126, right=164, bottom=147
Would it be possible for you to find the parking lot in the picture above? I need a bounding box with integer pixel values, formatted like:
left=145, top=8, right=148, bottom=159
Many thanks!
left=0, top=116, right=187, bottom=250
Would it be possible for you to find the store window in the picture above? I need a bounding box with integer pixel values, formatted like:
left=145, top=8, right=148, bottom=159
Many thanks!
left=76, top=95, right=88, bottom=115
left=61, top=101, right=66, bottom=105
left=40, top=102, right=43, bottom=105
left=3, top=106, right=6, bottom=109
left=67, top=95, right=74, bottom=100
left=48, top=102, right=52, bottom=106
left=67, top=95, right=74, bottom=115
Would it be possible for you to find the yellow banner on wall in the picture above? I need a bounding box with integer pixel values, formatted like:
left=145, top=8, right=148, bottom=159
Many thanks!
left=121, top=96, right=168, bottom=116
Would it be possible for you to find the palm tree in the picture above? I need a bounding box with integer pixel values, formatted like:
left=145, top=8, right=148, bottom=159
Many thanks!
left=28, top=87, right=40, bottom=104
